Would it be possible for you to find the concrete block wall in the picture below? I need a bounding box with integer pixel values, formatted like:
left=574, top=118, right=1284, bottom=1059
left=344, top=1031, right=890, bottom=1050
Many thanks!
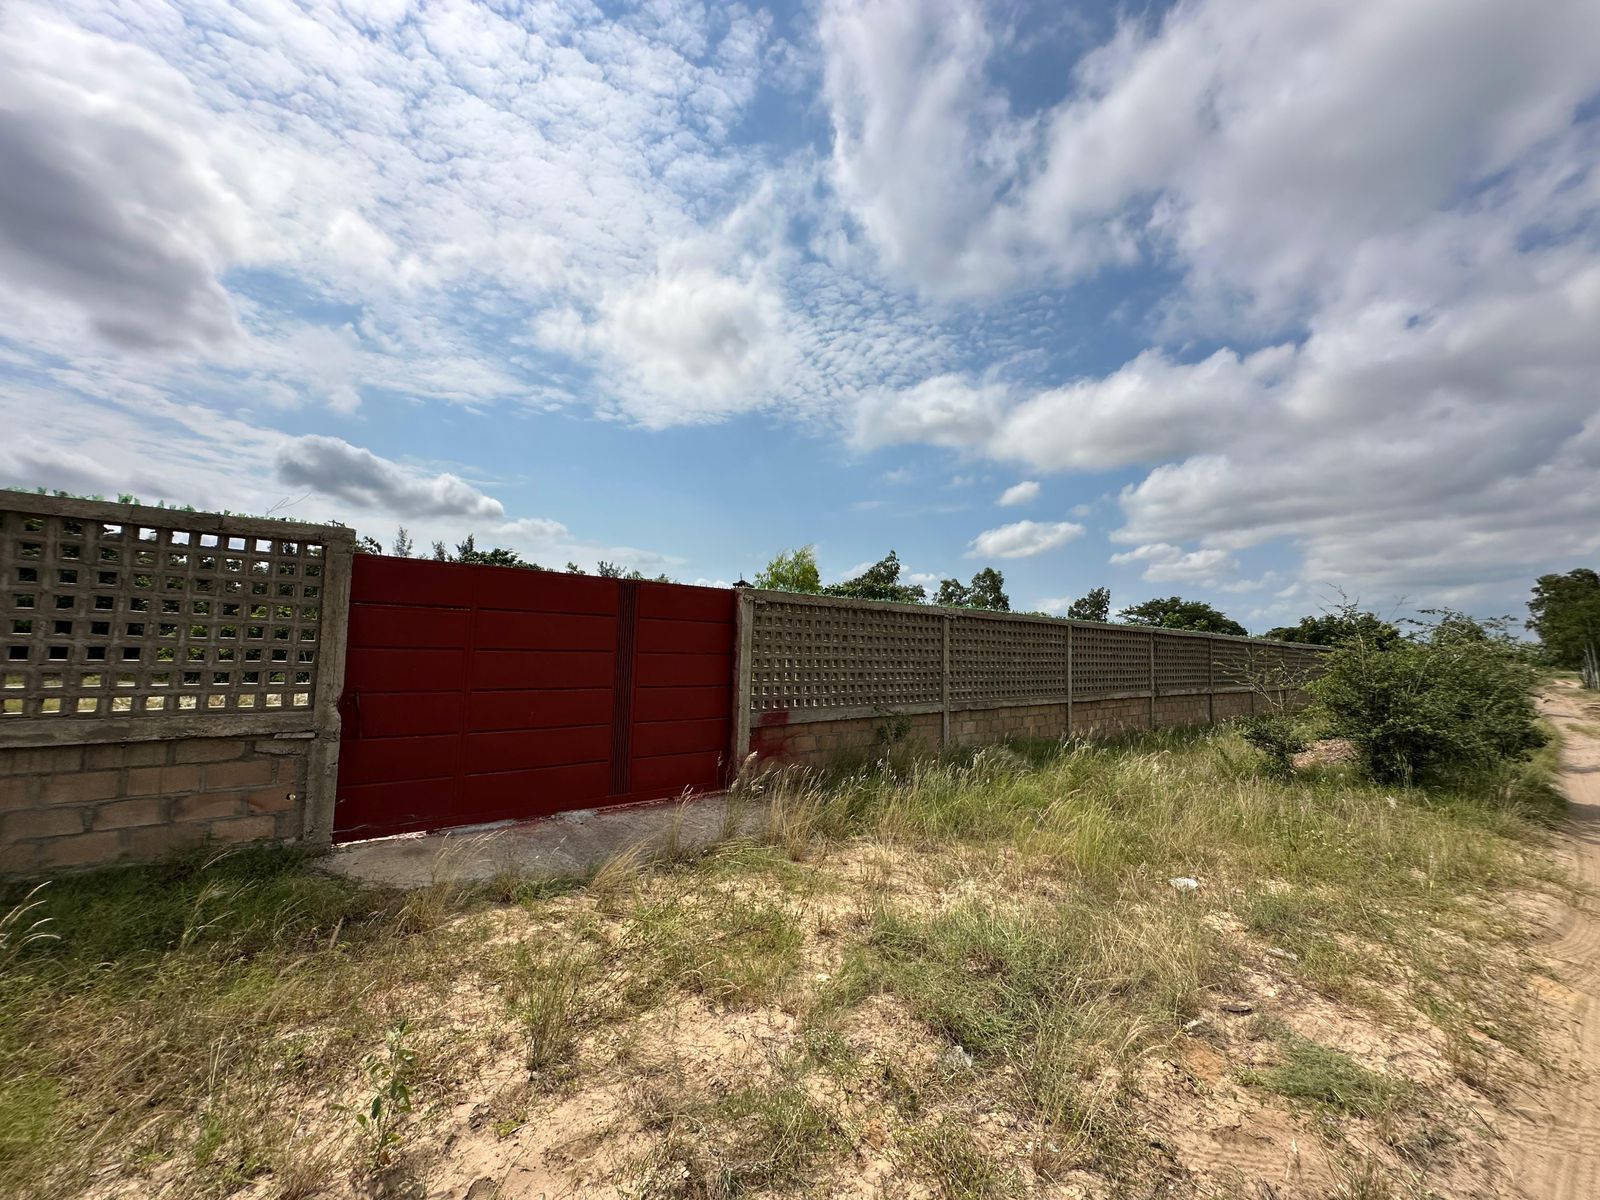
left=731, top=589, right=1328, bottom=773
left=1212, top=691, right=1255, bottom=720
left=0, top=735, right=312, bottom=875
left=746, top=689, right=1309, bottom=770
left=750, top=711, right=943, bottom=768
left=1, top=491, right=353, bottom=877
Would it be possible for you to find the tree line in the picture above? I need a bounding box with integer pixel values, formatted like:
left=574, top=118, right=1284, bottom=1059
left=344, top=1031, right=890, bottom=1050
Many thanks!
left=355, top=527, right=671, bottom=581
left=753, top=545, right=1257, bottom=634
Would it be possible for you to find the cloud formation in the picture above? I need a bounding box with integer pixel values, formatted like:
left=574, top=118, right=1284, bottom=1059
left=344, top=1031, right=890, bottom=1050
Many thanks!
left=997, top=480, right=1040, bottom=507
left=968, top=520, right=1084, bottom=559
left=1110, top=543, right=1239, bottom=586
left=0, top=11, right=244, bottom=349
left=821, top=0, right=1600, bottom=607
left=274, top=436, right=505, bottom=520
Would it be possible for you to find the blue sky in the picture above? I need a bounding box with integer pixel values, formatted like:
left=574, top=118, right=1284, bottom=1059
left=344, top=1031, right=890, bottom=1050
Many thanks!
left=1, top=0, right=1598, bottom=628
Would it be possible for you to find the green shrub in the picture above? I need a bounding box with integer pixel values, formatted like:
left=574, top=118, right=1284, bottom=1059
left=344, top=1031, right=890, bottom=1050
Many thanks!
left=1309, top=608, right=1545, bottom=785
left=1239, top=714, right=1309, bottom=778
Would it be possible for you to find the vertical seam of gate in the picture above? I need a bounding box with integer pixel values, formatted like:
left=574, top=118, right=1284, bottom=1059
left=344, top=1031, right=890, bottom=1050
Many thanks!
left=610, top=581, right=639, bottom=796
left=457, top=569, right=479, bottom=811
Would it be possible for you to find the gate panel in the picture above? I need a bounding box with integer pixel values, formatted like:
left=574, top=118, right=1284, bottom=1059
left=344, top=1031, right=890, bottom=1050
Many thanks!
left=335, top=557, right=736, bottom=841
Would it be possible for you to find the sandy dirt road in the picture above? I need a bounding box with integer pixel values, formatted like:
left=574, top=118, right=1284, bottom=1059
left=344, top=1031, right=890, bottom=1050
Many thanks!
left=1504, top=681, right=1600, bottom=1199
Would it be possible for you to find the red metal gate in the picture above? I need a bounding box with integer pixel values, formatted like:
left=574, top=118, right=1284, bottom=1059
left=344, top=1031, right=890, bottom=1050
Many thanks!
left=333, top=556, right=735, bottom=842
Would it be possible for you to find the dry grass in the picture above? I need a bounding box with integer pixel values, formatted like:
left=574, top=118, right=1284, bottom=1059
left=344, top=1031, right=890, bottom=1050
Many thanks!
left=0, top=725, right=1566, bottom=1199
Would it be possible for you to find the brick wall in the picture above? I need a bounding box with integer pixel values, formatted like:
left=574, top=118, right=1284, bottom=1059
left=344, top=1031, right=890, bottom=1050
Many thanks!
left=746, top=689, right=1307, bottom=770
left=750, top=711, right=943, bottom=769
left=0, top=735, right=312, bottom=875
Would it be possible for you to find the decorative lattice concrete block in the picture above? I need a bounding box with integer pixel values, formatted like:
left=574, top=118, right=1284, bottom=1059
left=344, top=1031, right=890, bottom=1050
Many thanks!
left=2, top=504, right=341, bottom=721
left=1070, top=623, right=1152, bottom=698
left=951, top=615, right=1067, bottom=706
left=1211, top=638, right=1255, bottom=689
left=1154, top=633, right=1211, bottom=695
left=749, top=599, right=943, bottom=714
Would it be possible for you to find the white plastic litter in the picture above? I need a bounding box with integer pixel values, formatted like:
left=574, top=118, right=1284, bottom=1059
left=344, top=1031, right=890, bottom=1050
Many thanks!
left=1168, top=876, right=1201, bottom=891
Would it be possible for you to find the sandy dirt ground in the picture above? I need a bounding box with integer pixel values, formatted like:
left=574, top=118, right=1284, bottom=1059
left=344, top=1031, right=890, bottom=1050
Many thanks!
left=1504, top=681, right=1600, bottom=1199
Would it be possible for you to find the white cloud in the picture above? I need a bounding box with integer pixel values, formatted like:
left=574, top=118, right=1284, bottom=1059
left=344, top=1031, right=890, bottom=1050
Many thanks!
left=819, top=0, right=1600, bottom=314
left=545, top=267, right=798, bottom=426
left=968, top=519, right=1084, bottom=559
left=853, top=374, right=1008, bottom=449
left=882, top=467, right=914, bottom=485
left=815, top=0, right=1600, bottom=608
left=989, top=347, right=1291, bottom=472
left=495, top=517, right=570, bottom=543
left=3, top=0, right=1600, bottom=618
left=0, top=9, right=247, bottom=350
left=274, top=436, right=506, bottom=520
left=997, top=480, right=1039, bottom=507
left=1109, top=543, right=1239, bottom=586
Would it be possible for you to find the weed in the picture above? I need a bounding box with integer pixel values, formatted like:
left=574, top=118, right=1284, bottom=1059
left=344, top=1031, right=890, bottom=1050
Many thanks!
left=0, top=712, right=1565, bottom=1199
left=508, top=945, right=590, bottom=1074
left=623, top=1076, right=846, bottom=1199
left=896, top=1118, right=1017, bottom=1198
left=589, top=844, right=646, bottom=912
left=713, top=1079, right=847, bottom=1194
left=343, top=1019, right=418, bottom=1177
left=0, top=883, right=57, bottom=971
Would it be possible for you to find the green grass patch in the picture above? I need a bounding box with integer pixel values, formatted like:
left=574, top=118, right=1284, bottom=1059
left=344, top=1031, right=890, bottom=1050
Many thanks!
left=1249, top=1036, right=1413, bottom=1120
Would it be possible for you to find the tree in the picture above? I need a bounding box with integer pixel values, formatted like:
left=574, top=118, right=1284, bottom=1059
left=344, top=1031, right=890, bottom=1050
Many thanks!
left=356, top=535, right=383, bottom=555
left=1528, top=569, right=1600, bottom=675
left=594, top=560, right=671, bottom=581
left=391, top=527, right=414, bottom=558
left=1065, top=587, right=1111, bottom=623
left=1119, top=596, right=1248, bottom=637
left=823, top=551, right=926, bottom=603
left=408, top=533, right=544, bottom=570
left=1263, top=610, right=1399, bottom=648
left=755, top=546, right=822, bottom=593
left=966, top=567, right=1009, bottom=612
left=932, top=567, right=1009, bottom=611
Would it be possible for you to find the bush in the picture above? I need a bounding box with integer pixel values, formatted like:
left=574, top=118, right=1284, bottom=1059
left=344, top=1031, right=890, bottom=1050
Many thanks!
left=1239, top=715, right=1309, bottom=778
left=1309, top=608, right=1546, bottom=785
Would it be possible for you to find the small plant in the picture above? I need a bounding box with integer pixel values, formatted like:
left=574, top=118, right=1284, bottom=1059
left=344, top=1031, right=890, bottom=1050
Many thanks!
left=874, top=707, right=913, bottom=748
left=344, top=1020, right=417, bottom=1174
left=509, top=946, right=588, bottom=1074
left=713, top=1079, right=847, bottom=1195
left=589, top=844, right=645, bottom=910
left=0, top=883, right=58, bottom=971
left=1240, top=714, right=1308, bottom=777
left=897, top=1117, right=1018, bottom=1198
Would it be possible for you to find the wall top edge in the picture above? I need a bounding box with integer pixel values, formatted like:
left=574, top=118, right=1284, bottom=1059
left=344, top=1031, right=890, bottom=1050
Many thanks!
left=0, top=490, right=357, bottom=548
left=739, top=587, right=1329, bottom=650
